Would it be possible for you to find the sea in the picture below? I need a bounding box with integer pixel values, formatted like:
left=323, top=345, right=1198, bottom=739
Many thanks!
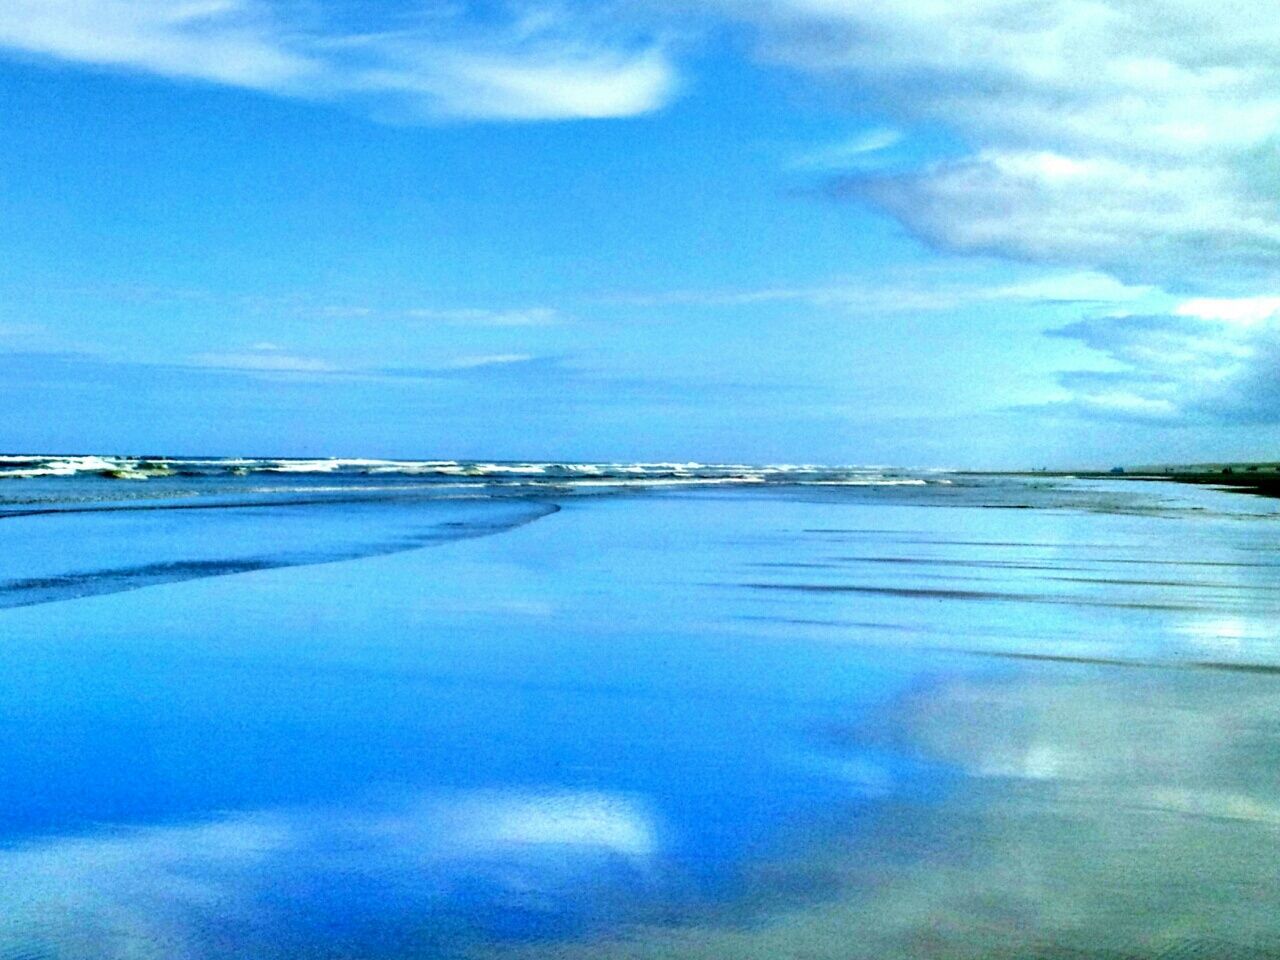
left=2, top=455, right=1278, bottom=959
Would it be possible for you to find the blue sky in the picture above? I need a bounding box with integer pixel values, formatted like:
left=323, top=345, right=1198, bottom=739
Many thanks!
left=3, top=0, right=1280, bottom=466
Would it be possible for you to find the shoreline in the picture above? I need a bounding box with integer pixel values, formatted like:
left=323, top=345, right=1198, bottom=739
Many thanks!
left=967, top=468, right=1280, bottom=499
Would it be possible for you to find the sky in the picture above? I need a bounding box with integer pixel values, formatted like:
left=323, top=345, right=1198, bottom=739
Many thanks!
left=2, top=0, right=1280, bottom=467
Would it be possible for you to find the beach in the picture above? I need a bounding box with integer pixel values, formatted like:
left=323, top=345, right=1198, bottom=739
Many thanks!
left=11, top=2, right=1280, bottom=955
left=1, top=463, right=1278, bottom=958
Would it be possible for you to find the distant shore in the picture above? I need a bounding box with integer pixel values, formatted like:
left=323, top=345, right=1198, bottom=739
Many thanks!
left=973, top=465, right=1280, bottom=499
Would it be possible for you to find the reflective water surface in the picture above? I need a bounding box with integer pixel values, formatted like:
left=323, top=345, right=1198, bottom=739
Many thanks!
left=1, top=469, right=1278, bottom=958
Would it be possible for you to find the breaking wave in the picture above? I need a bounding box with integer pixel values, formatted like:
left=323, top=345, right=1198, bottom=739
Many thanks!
left=0, top=455, right=943, bottom=488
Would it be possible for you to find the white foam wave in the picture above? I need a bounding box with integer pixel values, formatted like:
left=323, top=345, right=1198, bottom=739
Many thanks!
left=0, top=454, right=941, bottom=488
left=0, top=455, right=148, bottom=479
left=797, top=478, right=929, bottom=486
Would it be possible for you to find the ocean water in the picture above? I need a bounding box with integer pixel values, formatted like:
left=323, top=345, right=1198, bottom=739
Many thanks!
left=1, top=458, right=1278, bottom=959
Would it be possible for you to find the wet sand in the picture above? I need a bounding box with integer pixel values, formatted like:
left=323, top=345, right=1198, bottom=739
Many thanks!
left=501, top=662, right=1280, bottom=959
left=1, top=476, right=1278, bottom=957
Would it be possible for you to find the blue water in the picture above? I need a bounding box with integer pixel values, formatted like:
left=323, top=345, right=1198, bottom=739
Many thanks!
left=1, top=461, right=1277, bottom=958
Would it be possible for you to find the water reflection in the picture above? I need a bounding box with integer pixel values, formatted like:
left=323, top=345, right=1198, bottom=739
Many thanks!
left=3, top=480, right=1279, bottom=958
left=0, top=789, right=662, bottom=958
left=508, top=664, right=1280, bottom=960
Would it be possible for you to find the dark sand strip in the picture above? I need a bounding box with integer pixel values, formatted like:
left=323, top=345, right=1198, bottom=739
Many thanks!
left=0, top=502, right=559, bottom=610
left=740, top=582, right=1204, bottom=612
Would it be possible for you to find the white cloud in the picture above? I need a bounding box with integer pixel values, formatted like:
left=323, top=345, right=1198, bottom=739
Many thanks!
left=0, top=0, right=316, bottom=90
left=791, top=127, right=902, bottom=170
left=607, top=269, right=1159, bottom=313
left=1048, top=307, right=1280, bottom=423
left=1174, top=296, right=1280, bottom=326
left=358, top=43, right=675, bottom=121
left=181, top=345, right=546, bottom=378
left=714, top=0, right=1280, bottom=289
left=315, top=304, right=373, bottom=319
left=443, top=353, right=537, bottom=369
left=987, top=272, right=1157, bottom=304
left=0, top=322, right=48, bottom=339
left=407, top=306, right=564, bottom=327
left=0, top=321, right=106, bottom=356
left=0, top=1, right=676, bottom=121
left=189, top=349, right=338, bottom=372
left=854, top=149, right=1280, bottom=287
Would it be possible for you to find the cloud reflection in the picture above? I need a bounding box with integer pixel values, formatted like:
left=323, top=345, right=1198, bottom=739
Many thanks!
left=502, top=667, right=1280, bottom=960
left=0, top=789, right=660, bottom=959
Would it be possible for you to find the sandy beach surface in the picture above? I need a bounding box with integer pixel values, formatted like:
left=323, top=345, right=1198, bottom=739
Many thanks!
left=1, top=472, right=1277, bottom=958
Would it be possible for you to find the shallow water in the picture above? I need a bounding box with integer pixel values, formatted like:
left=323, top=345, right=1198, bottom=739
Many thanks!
left=1, top=466, right=1278, bottom=958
